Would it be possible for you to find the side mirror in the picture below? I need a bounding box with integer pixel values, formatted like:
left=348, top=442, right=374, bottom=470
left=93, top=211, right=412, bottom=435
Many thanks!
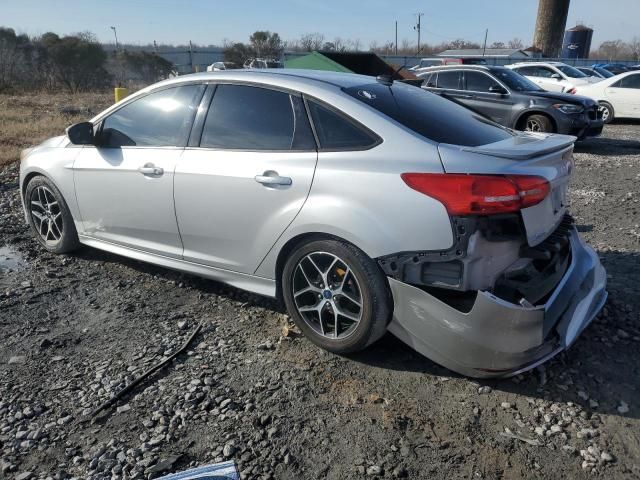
left=551, top=73, right=562, bottom=80
left=489, top=85, right=508, bottom=95
left=66, top=122, right=94, bottom=145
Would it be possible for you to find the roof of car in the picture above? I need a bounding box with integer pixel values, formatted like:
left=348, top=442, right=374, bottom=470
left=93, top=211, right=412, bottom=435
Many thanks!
left=163, top=69, right=378, bottom=90
left=416, top=64, right=511, bottom=73
left=507, top=61, right=567, bottom=66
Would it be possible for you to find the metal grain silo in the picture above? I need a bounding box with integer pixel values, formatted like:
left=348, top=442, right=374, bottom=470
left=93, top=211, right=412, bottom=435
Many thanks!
left=562, top=25, right=593, bottom=59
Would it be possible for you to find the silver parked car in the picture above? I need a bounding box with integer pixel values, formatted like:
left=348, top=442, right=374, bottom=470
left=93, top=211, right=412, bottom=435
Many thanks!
left=20, top=70, right=607, bottom=378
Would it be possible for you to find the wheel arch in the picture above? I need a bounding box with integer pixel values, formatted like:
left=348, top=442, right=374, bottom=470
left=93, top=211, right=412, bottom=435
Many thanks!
left=274, top=232, right=352, bottom=301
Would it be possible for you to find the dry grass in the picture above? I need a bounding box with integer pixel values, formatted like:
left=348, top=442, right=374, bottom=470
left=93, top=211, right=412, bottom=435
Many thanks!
left=0, top=92, right=113, bottom=166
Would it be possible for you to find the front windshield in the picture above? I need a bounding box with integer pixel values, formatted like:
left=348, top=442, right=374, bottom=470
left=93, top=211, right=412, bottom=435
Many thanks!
left=556, top=65, right=588, bottom=78
left=492, top=68, right=544, bottom=91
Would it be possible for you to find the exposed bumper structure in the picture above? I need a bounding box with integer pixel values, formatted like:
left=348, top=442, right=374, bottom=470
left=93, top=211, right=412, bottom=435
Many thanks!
left=387, top=228, right=607, bottom=378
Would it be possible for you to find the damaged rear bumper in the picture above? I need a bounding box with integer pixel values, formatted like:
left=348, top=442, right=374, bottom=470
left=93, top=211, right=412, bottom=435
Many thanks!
left=387, top=228, right=607, bottom=378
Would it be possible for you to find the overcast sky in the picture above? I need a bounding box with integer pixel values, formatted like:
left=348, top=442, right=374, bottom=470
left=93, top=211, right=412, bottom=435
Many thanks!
left=3, top=0, right=638, bottom=47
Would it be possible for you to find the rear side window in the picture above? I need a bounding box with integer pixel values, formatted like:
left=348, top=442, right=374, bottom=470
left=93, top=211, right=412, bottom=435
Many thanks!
left=616, top=74, right=640, bottom=89
left=343, top=82, right=513, bottom=147
left=101, top=85, right=202, bottom=147
left=200, top=84, right=315, bottom=150
left=306, top=100, right=379, bottom=150
left=464, top=71, right=499, bottom=92
left=436, top=71, right=461, bottom=89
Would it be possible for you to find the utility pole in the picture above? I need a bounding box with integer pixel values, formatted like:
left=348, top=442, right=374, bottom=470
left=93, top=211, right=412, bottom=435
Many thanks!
left=482, top=29, right=488, bottom=56
left=110, top=26, right=119, bottom=51
left=413, top=13, right=424, bottom=54
left=189, top=40, right=194, bottom=73
left=395, top=21, right=398, bottom=55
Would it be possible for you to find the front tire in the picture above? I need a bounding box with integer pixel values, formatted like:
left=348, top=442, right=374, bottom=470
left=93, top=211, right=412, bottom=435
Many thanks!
left=25, top=176, right=80, bottom=254
left=524, top=114, right=554, bottom=133
left=282, top=239, right=391, bottom=354
left=599, top=102, right=614, bottom=124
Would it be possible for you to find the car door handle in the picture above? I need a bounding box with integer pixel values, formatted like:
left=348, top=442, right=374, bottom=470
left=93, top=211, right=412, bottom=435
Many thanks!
left=255, top=171, right=292, bottom=186
left=138, top=163, right=164, bottom=176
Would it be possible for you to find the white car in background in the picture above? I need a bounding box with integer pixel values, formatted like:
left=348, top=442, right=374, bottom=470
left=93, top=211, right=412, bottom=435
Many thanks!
left=506, top=62, right=600, bottom=94
left=574, top=70, right=640, bottom=123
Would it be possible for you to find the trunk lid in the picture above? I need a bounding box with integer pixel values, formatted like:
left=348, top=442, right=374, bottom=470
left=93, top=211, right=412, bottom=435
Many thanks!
left=438, top=132, right=575, bottom=247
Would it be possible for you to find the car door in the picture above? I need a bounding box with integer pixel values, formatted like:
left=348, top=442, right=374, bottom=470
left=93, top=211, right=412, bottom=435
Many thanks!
left=461, top=71, right=514, bottom=125
left=174, top=83, right=317, bottom=274
left=605, top=74, right=640, bottom=116
left=73, top=84, right=205, bottom=258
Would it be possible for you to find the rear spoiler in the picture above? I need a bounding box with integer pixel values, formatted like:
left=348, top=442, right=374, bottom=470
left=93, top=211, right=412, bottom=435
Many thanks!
left=459, top=134, right=576, bottom=160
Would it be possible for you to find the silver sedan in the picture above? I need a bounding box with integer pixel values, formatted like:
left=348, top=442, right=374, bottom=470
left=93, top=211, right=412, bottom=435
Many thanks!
left=19, top=70, right=607, bottom=378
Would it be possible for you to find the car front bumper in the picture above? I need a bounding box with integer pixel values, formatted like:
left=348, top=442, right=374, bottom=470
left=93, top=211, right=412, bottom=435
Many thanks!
left=387, top=228, right=607, bottom=378
left=559, top=111, right=604, bottom=140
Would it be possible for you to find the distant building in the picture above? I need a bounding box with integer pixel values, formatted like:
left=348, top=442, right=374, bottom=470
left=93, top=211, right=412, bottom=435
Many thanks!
left=437, top=48, right=532, bottom=59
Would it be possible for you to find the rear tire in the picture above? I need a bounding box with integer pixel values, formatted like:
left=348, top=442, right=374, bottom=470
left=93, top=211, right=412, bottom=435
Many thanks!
left=599, top=102, right=614, bottom=124
left=524, top=114, right=554, bottom=133
left=25, top=176, right=80, bottom=254
left=282, top=239, right=391, bottom=354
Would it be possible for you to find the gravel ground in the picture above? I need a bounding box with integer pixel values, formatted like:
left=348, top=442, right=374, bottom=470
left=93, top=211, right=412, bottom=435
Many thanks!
left=1, top=124, right=639, bottom=480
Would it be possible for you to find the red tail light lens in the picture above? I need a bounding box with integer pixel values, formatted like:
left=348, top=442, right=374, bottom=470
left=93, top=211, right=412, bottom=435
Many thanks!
left=401, top=173, right=550, bottom=215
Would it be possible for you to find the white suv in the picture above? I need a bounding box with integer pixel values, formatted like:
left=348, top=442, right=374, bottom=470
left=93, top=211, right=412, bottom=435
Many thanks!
left=506, top=62, right=600, bottom=94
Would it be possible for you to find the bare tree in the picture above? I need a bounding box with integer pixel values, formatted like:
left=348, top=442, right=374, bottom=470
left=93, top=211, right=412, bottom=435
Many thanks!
left=594, top=40, right=630, bottom=60
left=508, top=38, right=524, bottom=49
left=629, top=36, right=640, bottom=61
left=490, top=41, right=506, bottom=49
left=299, top=33, right=324, bottom=52
left=348, top=38, right=362, bottom=52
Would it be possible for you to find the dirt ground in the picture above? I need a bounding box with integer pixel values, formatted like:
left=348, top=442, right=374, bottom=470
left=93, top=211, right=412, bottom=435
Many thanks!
left=0, top=106, right=639, bottom=479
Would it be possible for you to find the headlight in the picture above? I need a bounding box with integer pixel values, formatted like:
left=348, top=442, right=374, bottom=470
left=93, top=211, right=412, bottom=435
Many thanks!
left=552, top=103, right=584, bottom=114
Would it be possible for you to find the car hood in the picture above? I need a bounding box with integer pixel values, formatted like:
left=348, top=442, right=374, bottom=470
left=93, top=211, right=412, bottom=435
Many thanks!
left=524, top=90, right=598, bottom=108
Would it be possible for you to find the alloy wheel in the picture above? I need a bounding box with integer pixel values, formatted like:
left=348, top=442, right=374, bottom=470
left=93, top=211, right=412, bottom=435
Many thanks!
left=30, top=185, right=63, bottom=244
left=599, top=105, right=610, bottom=122
left=525, top=118, right=543, bottom=132
left=291, top=252, right=363, bottom=339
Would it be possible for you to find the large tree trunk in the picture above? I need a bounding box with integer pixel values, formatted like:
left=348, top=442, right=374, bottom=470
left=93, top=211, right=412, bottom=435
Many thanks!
left=533, top=0, right=571, bottom=58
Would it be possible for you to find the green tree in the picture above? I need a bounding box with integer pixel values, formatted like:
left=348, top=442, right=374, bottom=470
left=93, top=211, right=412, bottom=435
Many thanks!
left=223, top=42, right=252, bottom=66
left=249, top=31, right=283, bottom=59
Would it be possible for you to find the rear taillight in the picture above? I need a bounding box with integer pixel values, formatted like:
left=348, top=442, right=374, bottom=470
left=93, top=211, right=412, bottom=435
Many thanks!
left=401, top=173, right=550, bottom=215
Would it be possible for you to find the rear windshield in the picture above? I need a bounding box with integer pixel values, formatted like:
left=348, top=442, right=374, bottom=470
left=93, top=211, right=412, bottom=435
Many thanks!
left=343, top=81, right=513, bottom=147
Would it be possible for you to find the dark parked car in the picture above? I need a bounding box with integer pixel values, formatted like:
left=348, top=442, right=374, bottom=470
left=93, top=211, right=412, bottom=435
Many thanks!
left=591, top=63, right=630, bottom=75
left=418, top=65, right=603, bottom=139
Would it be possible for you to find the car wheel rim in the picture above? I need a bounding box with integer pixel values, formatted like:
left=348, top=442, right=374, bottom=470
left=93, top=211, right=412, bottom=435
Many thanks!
left=599, top=105, right=610, bottom=121
left=30, top=186, right=63, bottom=244
left=526, top=118, right=543, bottom=132
left=291, top=252, right=363, bottom=340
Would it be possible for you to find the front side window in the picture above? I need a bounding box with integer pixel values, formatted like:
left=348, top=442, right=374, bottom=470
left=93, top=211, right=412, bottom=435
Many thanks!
left=436, top=71, right=461, bottom=89
left=200, top=84, right=315, bottom=150
left=464, top=71, right=500, bottom=92
left=306, top=100, right=379, bottom=150
left=100, top=85, right=202, bottom=147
